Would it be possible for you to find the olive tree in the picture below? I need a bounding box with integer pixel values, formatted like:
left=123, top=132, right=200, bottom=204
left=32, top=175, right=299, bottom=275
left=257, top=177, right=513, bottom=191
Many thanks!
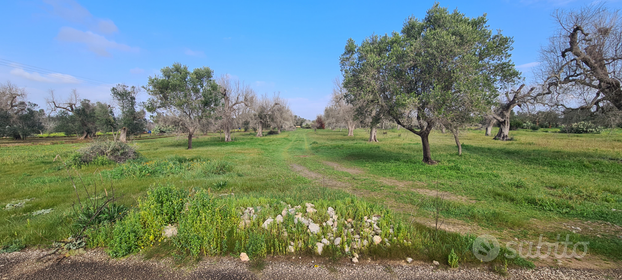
left=111, top=84, right=146, bottom=142
left=325, top=78, right=358, bottom=136
left=144, top=63, right=220, bottom=149
left=342, top=4, right=519, bottom=164
left=216, top=75, right=254, bottom=141
left=539, top=5, right=622, bottom=112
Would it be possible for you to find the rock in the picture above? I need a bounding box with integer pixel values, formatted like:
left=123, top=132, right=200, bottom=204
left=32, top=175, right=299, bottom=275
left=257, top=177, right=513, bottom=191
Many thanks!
left=433, top=260, right=440, bottom=266
left=363, top=240, right=369, bottom=247
left=276, top=215, right=284, bottom=223
left=282, top=208, right=288, bottom=216
left=309, top=222, right=321, bottom=234
left=239, top=219, right=251, bottom=229
left=305, top=203, right=315, bottom=208
left=262, top=218, right=274, bottom=229
left=316, top=243, right=324, bottom=255
left=240, top=253, right=249, bottom=262
left=334, top=237, right=341, bottom=246
left=373, top=235, right=382, bottom=245
left=322, top=238, right=330, bottom=245
left=347, top=218, right=353, bottom=223
left=344, top=245, right=350, bottom=253
left=288, top=246, right=295, bottom=253
left=307, top=207, right=317, bottom=214
left=162, top=225, right=178, bottom=238
left=372, top=215, right=381, bottom=221
left=351, top=257, right=359, bottom=263
left=327, top=220, right=333, bottom=226
left=406, top=257, right=413, bottom=264
left=327, top=207, right=336, bottom=216
left=353, top=253, right=359, bottom=258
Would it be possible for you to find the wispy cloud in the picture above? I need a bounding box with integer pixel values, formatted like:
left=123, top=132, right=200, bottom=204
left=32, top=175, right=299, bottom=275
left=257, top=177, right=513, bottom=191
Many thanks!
left=184, top=48, right=205, bottom=57
left=130, top=67, right=145, bottom=74
left=10, top=68, right=80, bottom=84
left=43, top=0, right=118, bottom=35
left=56, top=27, right=137, bottom=57
left=516, top=62, right=540, bottom=69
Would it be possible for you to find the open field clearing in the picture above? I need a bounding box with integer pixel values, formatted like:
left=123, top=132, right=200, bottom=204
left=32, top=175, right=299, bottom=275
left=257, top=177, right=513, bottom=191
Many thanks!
left=1, top=128, right=621, bottom=273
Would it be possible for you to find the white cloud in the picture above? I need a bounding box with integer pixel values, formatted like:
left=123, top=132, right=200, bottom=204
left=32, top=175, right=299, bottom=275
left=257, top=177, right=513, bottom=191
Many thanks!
left=44, top=0, right=118, bottom=35
left=130, top=67, right=145, bottom=74
left=10, top=68, right=80, bottom=84
left=516, top=62, right=541, bottom=69
left=96, top=19, right=118, bottom=34
left=56, top=27, right=138, bottom=57
left=184, top=48, right=205, bottom=57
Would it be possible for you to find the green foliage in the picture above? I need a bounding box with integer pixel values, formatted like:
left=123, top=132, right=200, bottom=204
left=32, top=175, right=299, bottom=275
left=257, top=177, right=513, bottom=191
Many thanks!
left=111, top=84, right=147, bottom=136
left=153, top=124, right=176, bottom=134
left=448, top=249, right=459, bottom=268
left=0, top=102, right=44, bottom=140
left=559, top=121, right=603, bottom=134
left=102, top=157, right=233, bottom=179
left=108, top=210, right=143, bottom=257
left=245, top=232, right=267, bottom=259
left=73, top=203, right=127, bottom=230
left=213, top=181, right=228, bottom=190
left=0, top=239, right=24, bottom=253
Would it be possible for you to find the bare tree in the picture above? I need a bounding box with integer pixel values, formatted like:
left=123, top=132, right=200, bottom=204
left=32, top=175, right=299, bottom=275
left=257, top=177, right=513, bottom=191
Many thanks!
left=271, top=95, right=293, bottom=133
left=539, top=5, right=622, bottom=112
left=0, top=81, right=26, bottom=111
left=250, top=94, right=280, bottom=137
left=216, top=75, right=254, bottom=142
left=325, top=78, right=358, bottom=136
left=490, top=85, right=538, bottom=141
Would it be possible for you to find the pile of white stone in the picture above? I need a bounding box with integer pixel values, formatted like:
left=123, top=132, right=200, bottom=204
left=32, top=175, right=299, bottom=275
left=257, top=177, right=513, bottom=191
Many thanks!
left=240, top=202, right=406, bottom=262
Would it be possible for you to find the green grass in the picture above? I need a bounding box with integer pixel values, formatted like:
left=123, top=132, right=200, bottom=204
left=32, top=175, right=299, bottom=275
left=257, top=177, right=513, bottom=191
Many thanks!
left=1, top=128, right=621, bottom=267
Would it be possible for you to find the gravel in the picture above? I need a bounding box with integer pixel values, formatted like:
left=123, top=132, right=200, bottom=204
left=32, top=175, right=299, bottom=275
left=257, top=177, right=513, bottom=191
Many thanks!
left=1, top=249, right=621, bottom=280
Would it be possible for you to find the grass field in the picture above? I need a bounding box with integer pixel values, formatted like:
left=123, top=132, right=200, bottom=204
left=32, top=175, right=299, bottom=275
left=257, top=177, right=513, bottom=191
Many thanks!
left=1, top=128, right=621, bottom=269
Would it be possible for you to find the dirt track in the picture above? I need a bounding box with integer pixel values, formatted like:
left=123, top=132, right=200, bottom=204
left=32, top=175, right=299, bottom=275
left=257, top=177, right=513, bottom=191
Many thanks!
left=1, top=250, right=621, bottom=280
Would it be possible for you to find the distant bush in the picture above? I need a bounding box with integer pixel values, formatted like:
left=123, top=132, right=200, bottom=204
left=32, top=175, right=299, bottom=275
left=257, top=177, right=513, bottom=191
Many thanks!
left=102, top=157, right=233, bottom=179
left=267, top=130, right=279, bottom=135
left=509, top=119, right=523, bottom=130
left=68, top=140, right=140, bottom=168
left=559, top=121, right=602, bottom=134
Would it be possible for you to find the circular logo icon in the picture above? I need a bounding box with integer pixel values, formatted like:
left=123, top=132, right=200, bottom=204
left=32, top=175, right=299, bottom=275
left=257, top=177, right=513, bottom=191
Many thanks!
left=472, top=234, right=500, bottom=262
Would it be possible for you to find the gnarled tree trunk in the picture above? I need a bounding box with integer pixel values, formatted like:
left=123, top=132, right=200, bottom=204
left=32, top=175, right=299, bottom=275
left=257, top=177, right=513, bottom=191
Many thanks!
left=256, top=123, right=263, bottom=137
left=419, top=130, right=436, bottom=164
left=369, top=125, right=378, bottom=142
left=494, top=110, right=512, bottom=141
left=347, top=122, right=355, bottom=136
left=451, top=128, right=462, bottom=156
left=187, top=132, right=193, bottom=149
left=485, top=117, right=496, bottom=136
left=119, top=127, right=127, bottom=143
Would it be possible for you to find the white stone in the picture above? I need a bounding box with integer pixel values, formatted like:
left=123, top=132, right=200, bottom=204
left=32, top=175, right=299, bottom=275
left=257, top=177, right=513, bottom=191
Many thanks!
left=163, top=225, right=177, bottom=238
left=334, top=237, right=341, bottom=246
left=305, top=203, right=315, bottom=208
left=362, top=240, right=369, bottom=247
left=316, top=243, right=324, bottom=255
left=406, top=257, right=413, bottom=264
left=373, top=235, right=382, bottom=245
left=351, top=257, right=359, bottom=263
left=327, top=220, right=333, bottom=226
left=288, top=246, right=295, bottom=253
left=262, top=218, right=274, bottom=229
left=309, top=222, right=321, bottom=234
left=322, top=238, right=330, bottom=245
left=327, top=207, right=336, bottom=216
left=282, top=208, right=288, bottom=216
left=433, top=260, right=440, bottom=266
left=240, top=252, right=249, bottom=262
left=276, top=215, right=284, bottom=223
left=353, top=253, right=359, bottom=258
left=307, top=207, right=317, bottom=214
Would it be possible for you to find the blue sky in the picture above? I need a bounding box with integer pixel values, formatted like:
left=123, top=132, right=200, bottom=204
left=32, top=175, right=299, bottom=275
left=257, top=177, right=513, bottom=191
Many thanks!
left=1, top=0, right=619, bottom=119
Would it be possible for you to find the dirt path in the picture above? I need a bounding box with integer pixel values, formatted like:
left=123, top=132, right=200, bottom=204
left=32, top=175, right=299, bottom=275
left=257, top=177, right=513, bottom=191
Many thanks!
left=2, top=250, right=620, bottom=280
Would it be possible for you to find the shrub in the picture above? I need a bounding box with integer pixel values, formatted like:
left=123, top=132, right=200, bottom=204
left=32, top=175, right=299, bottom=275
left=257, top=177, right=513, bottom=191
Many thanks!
left=448, top=249, right=459, bottom=268
left=509, top=119, right=523, bottom=130
left=559, top=121, right=602, bottom=134
left=79, top=140, right=140, bottom=164
left=73, top=203, right=128, bottom=230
